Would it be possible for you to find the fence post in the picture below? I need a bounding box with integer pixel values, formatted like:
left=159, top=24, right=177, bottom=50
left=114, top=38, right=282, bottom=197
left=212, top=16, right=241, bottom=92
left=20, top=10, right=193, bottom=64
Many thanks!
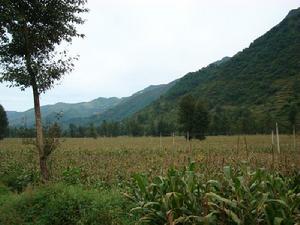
left=276, top=122, right=280, bottom=154
left=244, top=136, right=248, bottom=160
left=293, top=125, right=296, bottom=151
left=271, top=130, right=275, bottom=169
left=172, top=132, right=175, bottom=145
left=237, top=135, right=240, bottom=154
left=160, top=132, right=162, bottom=150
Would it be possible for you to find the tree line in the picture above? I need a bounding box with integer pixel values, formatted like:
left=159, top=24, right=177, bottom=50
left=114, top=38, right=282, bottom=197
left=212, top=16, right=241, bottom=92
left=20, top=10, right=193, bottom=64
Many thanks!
left=3, top=95, right=298, bottom=140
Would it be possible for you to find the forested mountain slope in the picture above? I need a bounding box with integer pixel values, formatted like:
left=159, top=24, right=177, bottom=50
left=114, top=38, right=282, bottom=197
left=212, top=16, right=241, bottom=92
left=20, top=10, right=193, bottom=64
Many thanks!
left=128, top=8, right=300, bottom=135
left=7, top=82, right=175, bottom=128
left=65, top=82, right=175, bottom=127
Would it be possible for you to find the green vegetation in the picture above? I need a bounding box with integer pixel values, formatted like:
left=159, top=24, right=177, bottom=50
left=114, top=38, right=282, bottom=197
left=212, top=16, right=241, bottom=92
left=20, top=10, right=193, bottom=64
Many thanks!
left=7, top=83, right=174, bottom=129
left=80, top=83, right=176, bottom=127
left=128, top=163, right=300, bottom=225
left=0, top=136, right=299, bottom=224
left=0, top=104, right=8, bottom=139
left=178, top=95, right=209, bottom=140
left=7, top=97, right=122, bottom=127
left=0, top=0, right=88, bottom=180
left=0, top=184, right=133, bottom=225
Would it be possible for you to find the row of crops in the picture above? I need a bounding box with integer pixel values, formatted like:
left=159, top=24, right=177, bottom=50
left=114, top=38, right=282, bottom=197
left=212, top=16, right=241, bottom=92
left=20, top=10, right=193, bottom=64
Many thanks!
left=126, top=162, right=300, bottom=225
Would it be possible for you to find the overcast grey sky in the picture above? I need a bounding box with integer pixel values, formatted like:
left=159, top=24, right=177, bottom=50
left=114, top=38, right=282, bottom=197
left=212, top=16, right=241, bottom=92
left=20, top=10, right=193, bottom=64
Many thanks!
left=0, top=0, right=299, bottom=112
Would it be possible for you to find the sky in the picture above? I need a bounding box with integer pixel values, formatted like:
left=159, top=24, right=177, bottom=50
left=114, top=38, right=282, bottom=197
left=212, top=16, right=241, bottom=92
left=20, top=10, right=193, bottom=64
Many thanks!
left=0, top=0, right=299, bottom=112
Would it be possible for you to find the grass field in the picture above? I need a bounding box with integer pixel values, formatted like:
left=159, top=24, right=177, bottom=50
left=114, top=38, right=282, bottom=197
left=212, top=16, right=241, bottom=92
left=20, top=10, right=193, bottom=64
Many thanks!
left=1, top=135, right=299, bottom=184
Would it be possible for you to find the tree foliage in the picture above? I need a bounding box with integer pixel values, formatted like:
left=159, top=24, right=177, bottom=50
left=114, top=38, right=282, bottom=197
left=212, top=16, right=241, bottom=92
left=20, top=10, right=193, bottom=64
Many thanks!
left=178, top=95, right=209, bottom=140
left=0, top=0, right=88, bottom=92
left=0, top=104, right=8, bottom=139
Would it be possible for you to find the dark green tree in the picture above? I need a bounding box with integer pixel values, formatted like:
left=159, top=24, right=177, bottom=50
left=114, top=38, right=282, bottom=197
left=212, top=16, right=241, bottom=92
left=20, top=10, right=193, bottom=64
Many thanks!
left=98, top=120, right=108, bottom=137
left=88, top=123, right=97, bottom=139
left=126, top=119, right=143, bottom=136
left=0, top=104, right=8, bottom=139
left=69, top=123, right=77, bottom=138
left=209, top=106, right=230, bottom=135
left=193, top=100, right=209, bottom=140
left=0, top=0, right=88, bottom=180
left=178, top=95, right=196, bottom=139
left=78, top=126, right=86, bottom=137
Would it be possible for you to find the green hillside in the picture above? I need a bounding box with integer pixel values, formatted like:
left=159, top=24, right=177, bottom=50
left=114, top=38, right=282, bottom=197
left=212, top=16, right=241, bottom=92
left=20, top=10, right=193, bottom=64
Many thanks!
left=65, top=82, right=175, bottom=126
left=7, top=97, right=122, bottom=127
left=7, top=82, right=174, bottom=129
left=128, top=8, right=300, bottom=135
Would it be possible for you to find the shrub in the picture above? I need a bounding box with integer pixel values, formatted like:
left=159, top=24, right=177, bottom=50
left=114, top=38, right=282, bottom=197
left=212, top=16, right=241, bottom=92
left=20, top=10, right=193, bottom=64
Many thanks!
left=0, top=183, right=134, bottom=225
left=62, top=166, right=88, bottom=185
left=0, top=162, right=40, bottom=193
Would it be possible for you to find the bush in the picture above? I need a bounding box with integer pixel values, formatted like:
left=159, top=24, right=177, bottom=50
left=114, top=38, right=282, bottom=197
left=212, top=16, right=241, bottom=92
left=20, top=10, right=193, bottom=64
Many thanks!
left=0, top=162, right=40, bottom=193
left=0, top=183, right=134, bottom=225
left=62, top=166, right=88, bottom=185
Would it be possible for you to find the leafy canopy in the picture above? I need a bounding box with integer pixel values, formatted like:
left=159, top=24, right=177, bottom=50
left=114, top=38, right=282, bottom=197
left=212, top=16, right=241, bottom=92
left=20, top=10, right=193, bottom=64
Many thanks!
left=0, top=104, right=8, bottom=139
left=0, top=0, right=88, bottom=93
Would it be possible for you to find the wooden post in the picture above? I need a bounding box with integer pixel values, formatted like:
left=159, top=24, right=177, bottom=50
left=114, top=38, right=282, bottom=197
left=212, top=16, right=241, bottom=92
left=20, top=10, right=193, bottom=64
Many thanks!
left=187, top=131, right=191, bottom=153
left=237, top=135, right=240, bottom=154
left=172, top=132, right=175, bottom=146
left=271, top=130, right=274, bottom=146
left=160, top=132, right=162, bottom=150
left=276, top=122, right=280, bottom=154
left=244, top=136, right=248, bottom=160
left=293, top=125, right=296, bottom=151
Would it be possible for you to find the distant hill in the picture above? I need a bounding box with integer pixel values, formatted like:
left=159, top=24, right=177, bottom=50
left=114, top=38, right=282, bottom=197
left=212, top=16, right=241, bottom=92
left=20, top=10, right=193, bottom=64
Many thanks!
left=128, top=7, right=300, bottom=134
left=7, top=97, right=123, bottom=127
left=7, top=82, right=175, bottom=128
left=65, top=82, right=175, bottom=126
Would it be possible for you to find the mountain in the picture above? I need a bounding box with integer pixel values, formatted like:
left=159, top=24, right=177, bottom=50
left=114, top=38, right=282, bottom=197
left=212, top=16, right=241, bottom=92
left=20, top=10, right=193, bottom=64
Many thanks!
left=65, top=82, right=175, bottom=126
left=7, top=82, right=175, bottom=128
left=7, top=97, right=123, bottom=127
left=128, top=8, right=300, bottom=134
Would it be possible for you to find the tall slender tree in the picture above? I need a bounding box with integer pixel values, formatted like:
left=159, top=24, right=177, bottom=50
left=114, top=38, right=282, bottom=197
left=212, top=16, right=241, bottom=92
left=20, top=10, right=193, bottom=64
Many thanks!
left=178, top=95, right=210, bottom=140
left=0, top=0, right=88, bottom=180
left=178, top=94, right=196, bottom=139
left=193, top=100, right=209, bottom=140
left=0, top=104, right=8, bottom=140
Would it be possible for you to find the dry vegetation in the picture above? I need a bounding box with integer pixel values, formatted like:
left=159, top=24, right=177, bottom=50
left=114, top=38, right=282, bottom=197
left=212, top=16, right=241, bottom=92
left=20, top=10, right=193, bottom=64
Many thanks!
left=1, top=135, right=299, bottom=184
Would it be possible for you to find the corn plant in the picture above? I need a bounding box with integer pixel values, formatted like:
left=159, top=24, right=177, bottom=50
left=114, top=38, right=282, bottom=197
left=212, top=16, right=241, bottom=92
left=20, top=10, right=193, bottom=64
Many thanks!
left=126, top=163, right=300, bottom=225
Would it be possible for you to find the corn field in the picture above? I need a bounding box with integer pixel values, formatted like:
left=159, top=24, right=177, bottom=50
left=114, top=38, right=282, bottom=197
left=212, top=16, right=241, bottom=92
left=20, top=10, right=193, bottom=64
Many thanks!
left=0, top=135, right=299, bottom=184
left=0, top=135, right=300, bottom=224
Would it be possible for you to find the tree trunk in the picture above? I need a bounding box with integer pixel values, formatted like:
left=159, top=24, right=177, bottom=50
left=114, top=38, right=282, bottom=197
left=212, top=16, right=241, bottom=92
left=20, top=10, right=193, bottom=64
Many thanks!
left=23, top=24, right=49, bottom=181
left=32, top=84, right=49, bottom=181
